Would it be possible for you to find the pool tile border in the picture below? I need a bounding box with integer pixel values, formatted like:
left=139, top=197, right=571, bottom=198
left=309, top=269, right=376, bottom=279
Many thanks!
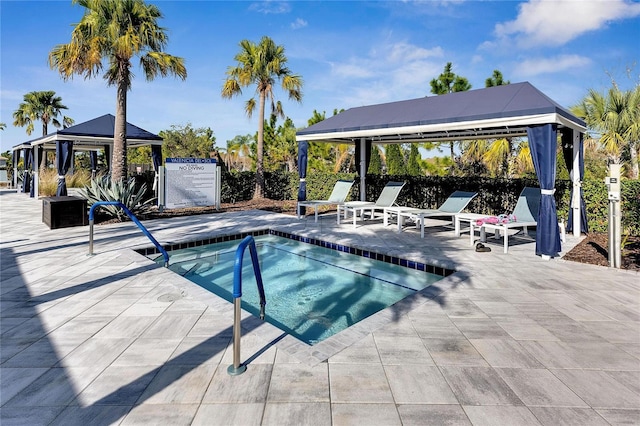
left=136, top=228, right=455, bottom=278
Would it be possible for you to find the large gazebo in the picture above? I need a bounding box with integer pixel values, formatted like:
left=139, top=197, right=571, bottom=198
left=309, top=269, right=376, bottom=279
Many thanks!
left=295, top=82, right=587, bottom=258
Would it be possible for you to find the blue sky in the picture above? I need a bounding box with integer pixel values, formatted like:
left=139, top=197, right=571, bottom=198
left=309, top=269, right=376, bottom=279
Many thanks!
left=1, top=0, right=639, bottom=154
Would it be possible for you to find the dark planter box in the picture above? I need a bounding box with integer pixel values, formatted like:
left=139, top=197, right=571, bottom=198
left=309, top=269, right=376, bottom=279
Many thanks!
left=42, top=196, right=88, bottom=229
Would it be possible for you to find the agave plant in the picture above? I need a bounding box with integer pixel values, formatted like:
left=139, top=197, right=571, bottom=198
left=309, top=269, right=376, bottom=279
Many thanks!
left=81, top=176, right=155, bottom=221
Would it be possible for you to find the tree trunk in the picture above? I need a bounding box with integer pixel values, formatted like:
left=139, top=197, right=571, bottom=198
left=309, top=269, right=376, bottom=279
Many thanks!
left=630, top=140, right=639, bottom=179
left=254, top=92, right=266, bottom=198
left=112, top=80, right=128, bottom=183
left=40, top=122, right=48, bottom=170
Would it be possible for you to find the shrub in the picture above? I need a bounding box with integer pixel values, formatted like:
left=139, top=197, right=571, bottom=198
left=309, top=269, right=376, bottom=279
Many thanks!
left=81, top=176, right=155, bottom=221
left=37, top=168, right=92, bottom=197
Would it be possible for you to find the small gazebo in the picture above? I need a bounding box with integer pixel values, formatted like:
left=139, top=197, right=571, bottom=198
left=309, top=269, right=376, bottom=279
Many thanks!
left=12, top=114, right=163, bottom=196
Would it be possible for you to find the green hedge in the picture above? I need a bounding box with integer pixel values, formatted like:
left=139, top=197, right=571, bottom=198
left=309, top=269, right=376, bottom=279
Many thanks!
left=213, top=170, right=640, bottom=236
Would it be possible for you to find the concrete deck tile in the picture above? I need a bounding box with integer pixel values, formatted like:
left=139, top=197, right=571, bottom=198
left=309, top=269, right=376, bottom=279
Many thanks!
left=49, top=405, right=131, bottom=426
left=497, top=319, right=560, bottom=341
left=192, top=403, right=264, bottom=426
left=329, top=363, right=394, bottom=403
left=374, top=334, right=434, bottom=365
left=538, top=320, right=606, bottom=342
left=92, top=315, right=157, bottom=338
left=140, top=313, right=201, bottom=339
left=462, top=406, right=541, bottom=426
left=595, top=408, right=640, bottom=425
left=468, top=339, right=543, bottom=368
left=0, top=406, right=66, bottom=426
left=385, top=364, right=458, bottom=404
left=397, top=404, right=471, bottom=425
left=3, top=366, right=98, bottom=407
left=495, top=368, right=588, bottom=407
left=410, top=315, right=464, bottom=340
left=261, top=402, right=331, bottom=426
left=167, top=336, right=229, bottom=366
left=112, top=338, right=183, bottom=367
left=520, top=340, right=640, bottom=370
left=605, top=370, right=640, bottom=395
left=423, top=338, right=489, bottom=366
left=328, top=334, right=380, bottom=364
left=440, top=366, right=524, bottom=406
left=74, top=365, right=159, bottom=406
left=3, top=334, right=88, bottom=367
left=57, top=337, right=134, bottom=369
left=582, top=321, right=640, bottom=344
left=529, top=407, right=610, bottom=426
left=331, top=403, right=401, bottom=426
left=202, top=364, right=272, bottom=403
left=137, top=363, right=217, bottom=404
left=452, top=318, right=511, bottom=339
left=267, top=363, right=329, bottom=402
left=120, top=403, right=199, bottom=426
left=0, top=367, right=49, bottom=405
left=551, top=369, right=640, bottom=409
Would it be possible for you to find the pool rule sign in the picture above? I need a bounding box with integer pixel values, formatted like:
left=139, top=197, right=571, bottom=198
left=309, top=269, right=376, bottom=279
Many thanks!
left=162, top=158, right=221, bottom=209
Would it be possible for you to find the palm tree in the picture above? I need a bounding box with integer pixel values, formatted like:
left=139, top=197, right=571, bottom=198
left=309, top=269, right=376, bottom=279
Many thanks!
left=13, top=91, right=73, bottom=137
left=13, top=90, right=74, bottom=168
left=571, top=85, right=640, bottom=178
left=222, top=36, right=303, bottom=198
left=430, top=62, right=471, bottom=163
left=49, top=0, right=187, bottom=183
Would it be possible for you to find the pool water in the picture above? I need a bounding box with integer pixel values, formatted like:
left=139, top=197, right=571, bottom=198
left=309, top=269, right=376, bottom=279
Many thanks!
left=158, top=235, right=442, bottom=345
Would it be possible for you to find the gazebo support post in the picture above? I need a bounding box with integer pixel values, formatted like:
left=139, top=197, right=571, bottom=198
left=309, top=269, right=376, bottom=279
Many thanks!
left=571, top=129, right=581, bottom=238
left=359, top=138, right=366, bottom=201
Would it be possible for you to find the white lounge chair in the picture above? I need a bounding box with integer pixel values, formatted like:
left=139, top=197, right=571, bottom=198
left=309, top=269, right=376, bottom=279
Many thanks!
left=338, top=181, right=406, bottom=227
left=391, top=191, right=478, bottom=238
left=297, top=179, right=354, bottom=222
left=473, top=186, right=565, bottom=253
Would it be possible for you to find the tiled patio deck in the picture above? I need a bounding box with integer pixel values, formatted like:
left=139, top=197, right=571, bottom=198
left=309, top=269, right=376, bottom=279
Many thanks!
left=1, top=190, right=638, bottom=425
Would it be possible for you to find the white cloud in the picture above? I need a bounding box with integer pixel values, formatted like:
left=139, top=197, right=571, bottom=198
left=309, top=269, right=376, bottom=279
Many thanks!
left=248, top=1, right=291, bottom=14
left=495, top=0, right=640, bottom=47
left=326, top=41, right=444, bottom=106
left=513, top=54, right=592, bottom=77
left=290, top=18, right=307, bottom=30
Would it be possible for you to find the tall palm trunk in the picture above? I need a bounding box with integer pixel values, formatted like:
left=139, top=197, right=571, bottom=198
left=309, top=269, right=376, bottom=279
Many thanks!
left=254, top=91, right=266, bottom=198
left=40, top=122, right=49, bottom=170
left=112, top=79, right=128, bottom=183
left=630, top=140, right=639, bottom=179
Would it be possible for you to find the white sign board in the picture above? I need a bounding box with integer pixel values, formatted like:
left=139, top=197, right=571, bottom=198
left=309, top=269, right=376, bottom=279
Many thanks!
left=164, top=158, right=219, bottom=209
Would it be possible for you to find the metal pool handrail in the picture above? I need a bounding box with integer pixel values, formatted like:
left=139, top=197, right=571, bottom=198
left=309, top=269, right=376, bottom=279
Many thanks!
left=228, top=235, right=267, bottom=376
left=88, top=201, right=170, bottom=267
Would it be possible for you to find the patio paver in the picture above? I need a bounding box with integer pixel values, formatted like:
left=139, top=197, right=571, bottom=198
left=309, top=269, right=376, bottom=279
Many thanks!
left=1, top=190, right=639, bottom=425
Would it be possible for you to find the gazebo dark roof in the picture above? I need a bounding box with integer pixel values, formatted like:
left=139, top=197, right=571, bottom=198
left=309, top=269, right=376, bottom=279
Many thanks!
left=12, top=114, right=162, bottom=151
left=297, top=82, right=586, bottom=144
left=57, top=114, right=162, bottom=141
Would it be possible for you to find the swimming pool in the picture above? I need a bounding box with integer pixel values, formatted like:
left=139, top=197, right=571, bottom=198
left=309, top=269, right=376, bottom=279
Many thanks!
left=151, top=232, right=447, bottom=345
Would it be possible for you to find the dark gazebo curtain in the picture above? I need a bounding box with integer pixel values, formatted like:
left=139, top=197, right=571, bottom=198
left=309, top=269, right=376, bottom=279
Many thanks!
left=29, top=149, right=35, bottom=198
left=561, top=130, right=588, bottom=234
left=89, top=151, right=98, bottom=179
left=13, top=150, right=19, bottom=188
left=22, top=148, right=32, bottom=194
left=297, top=140, right=308, bottom=214
left=527, top=124, right=561, bottom=257
left=56, top=140, right=74, bottom=196
left=151, top=145, right=163, bottom=193
left=103, top=145, right=110, bottom=174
